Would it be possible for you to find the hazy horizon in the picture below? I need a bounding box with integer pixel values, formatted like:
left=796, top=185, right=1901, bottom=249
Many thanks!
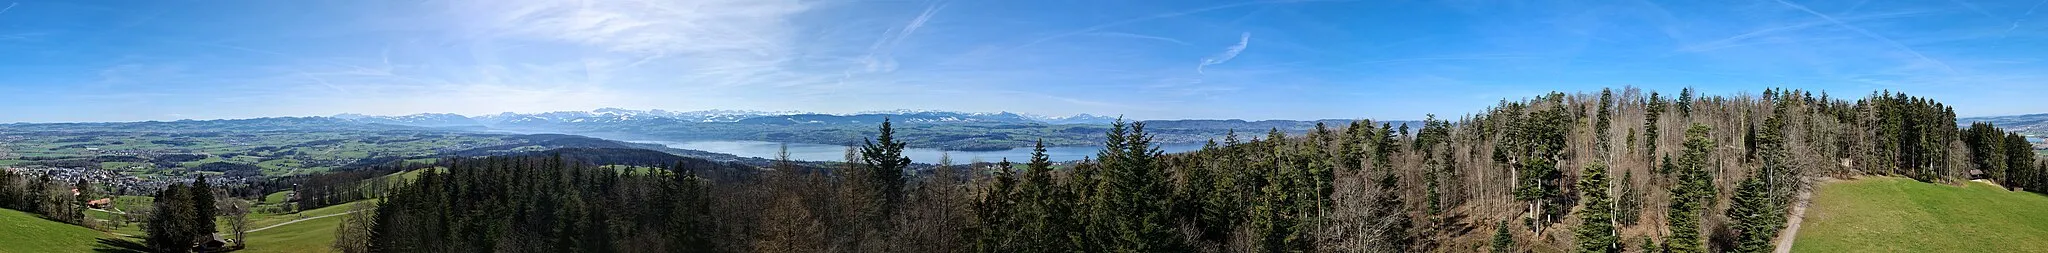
left=4, top=0, right=2047, bottom=122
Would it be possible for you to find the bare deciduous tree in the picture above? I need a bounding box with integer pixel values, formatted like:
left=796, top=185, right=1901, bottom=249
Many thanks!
left=223, top=198, right=252, bottom=248
left=331, top=201, right=376, bottom=253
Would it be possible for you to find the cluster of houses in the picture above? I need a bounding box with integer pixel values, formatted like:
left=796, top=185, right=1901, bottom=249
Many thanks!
left=5, top=165, right=257, bottom=196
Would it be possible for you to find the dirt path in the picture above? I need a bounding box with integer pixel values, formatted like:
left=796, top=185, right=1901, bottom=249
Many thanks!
left=1773, top=179, right=1819, bottom=253
left=247, top=210, right=358, bottom=233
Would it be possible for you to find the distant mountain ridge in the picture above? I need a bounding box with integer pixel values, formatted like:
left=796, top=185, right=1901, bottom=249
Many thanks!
left=336, top=109, right=1146, bottom=127
left=1960, top=113, right=2048, bottom=136
left=332, top=108, right=1380, bottom=128
left=335, top=113, right=481, bottom=127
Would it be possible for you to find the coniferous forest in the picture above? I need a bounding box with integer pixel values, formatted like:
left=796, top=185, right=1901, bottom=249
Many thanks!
left=305, top=88, right=2048, bottom=252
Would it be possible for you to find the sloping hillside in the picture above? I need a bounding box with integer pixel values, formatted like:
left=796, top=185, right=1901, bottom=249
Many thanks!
left=0, top=208, right=112, bottom=253
left=1793, top=177, right=2048, bottom=252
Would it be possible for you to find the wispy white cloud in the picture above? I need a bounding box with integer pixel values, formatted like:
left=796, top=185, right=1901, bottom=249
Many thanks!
left=252, top=0, right=827, bottom=116
left=452, top=0, right=812, bottom=89
left=1013, top=0, right=1326, bottom=50
left=1197, top=32, right=1250, bottom=73
left=1771, top=0, right=1959, bottom=75
left=1676, top=10, right=1929, bottom=53
left=2002, top=0, right=2048, bottom=39
left=859, top=2, right=946, bottom=74
left=28, top=0, right=2048, bottom=123
left=0, top=2, right=16, bottom=16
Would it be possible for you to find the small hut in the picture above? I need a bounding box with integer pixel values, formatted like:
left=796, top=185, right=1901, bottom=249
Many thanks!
left=195, top=234, right=229, bottom=252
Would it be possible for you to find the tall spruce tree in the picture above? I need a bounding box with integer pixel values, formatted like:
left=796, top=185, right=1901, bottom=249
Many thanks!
left=149, top=183, right=196, bottom=252
left=191, top=175, right=218, bottom=238
left=1726, top=174, right=1781, bottom=253
left=1597, top=88, right=1615, bottom=157
left=1014, top=140, right=1073, bottom=252
left=860, top=118, right=911, bottom=229
left=1093, top=119, right=1185, bottom=251
left=1646, top=92, right=1665, bottom=158
left=1574, top=162, right=1617, bottom=253
left=1663, top=124, right=1716, bottom=253
left=1678, top=87, right=1695, bottom=117
left=2006, top=133, right=2034, bottom=190
left=1511, top=101, right=1570, bottom=231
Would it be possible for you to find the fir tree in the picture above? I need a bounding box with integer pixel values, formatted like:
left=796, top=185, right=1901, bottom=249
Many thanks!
left=1510, top=102, right=1569, bottom=231
left=860, top=118, right=912, bottom=229
left=1014, top=140, right=1074, bottom=252
left=1596, top=88, right=1615, bottom=157
left=1093, top=120, right=1186, bottom=251
left=1491, top=219, right=1514, bottom=253
left=1678, top=87, right=1695, bottom=117
left=191, top=175, right=219, bottom=238
left=1663, top=124, right=1716, bottom=253
left=1646, top=92, right=1665, bottom=158
left=1574, top=162, right=1617, bottom=253
left=148, top=183, right=197, bottom=252
left=1726, top=175, right=1782, bottom=253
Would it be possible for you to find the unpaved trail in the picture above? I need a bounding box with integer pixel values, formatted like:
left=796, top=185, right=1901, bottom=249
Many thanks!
left=247, top=210, right=358, bottom=233
left=1774, top=178, right=1819, bottom=253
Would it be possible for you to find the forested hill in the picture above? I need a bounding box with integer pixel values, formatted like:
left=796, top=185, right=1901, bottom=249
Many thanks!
left=341, top=87, right=2048, bottom=253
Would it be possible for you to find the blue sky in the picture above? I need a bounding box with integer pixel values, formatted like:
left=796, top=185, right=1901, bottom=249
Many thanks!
left=1, top=0, right=2046, bottom=122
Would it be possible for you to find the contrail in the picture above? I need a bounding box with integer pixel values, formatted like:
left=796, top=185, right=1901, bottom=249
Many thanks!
left=0, top=2, right=18, bottom=15
left=2006, top=0, right=2048, bottom=37
left=859, top=2, right=946, bottom=73
left=1772, top=0, right=1958, bottom=75
left=1014, top=0, right=1340, bottom=51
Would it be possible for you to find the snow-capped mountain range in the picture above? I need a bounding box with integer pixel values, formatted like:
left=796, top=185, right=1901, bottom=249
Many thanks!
left=333, top=108, right=1121, bottom=127
left=333, top=113, right=480, bottom=127
left=466, top=108, right=808, bottom=125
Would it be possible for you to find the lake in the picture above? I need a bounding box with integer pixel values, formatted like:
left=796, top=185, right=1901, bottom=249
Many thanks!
left=637, top=140, right=1208, bottom=163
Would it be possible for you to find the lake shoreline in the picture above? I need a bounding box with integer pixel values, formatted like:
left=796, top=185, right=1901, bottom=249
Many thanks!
left=633, top=140, right=1208, bottom=163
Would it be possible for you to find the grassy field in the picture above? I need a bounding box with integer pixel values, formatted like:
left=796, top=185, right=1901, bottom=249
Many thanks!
left=0, top=208, right=115, bottom=253
left=1792, top=177, right=2048, bottom=252
left=263, top=191, right=294, bottom=205
left=238, top=210, right=345, bottom=253
left=245, top=199, right=371, bottom=230
left=236, top=199, right=377, bottom=253
left=78, top=191, right=370, bottom=248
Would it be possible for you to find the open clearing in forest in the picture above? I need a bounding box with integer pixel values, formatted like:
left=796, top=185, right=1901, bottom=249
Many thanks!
left=1792, top=177, right=2048, bottom=252
left=235, top=199, right=376, bottom=253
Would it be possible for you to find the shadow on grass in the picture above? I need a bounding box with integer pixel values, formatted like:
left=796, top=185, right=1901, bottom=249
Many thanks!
left=92, top=235, right=150, bottom=253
